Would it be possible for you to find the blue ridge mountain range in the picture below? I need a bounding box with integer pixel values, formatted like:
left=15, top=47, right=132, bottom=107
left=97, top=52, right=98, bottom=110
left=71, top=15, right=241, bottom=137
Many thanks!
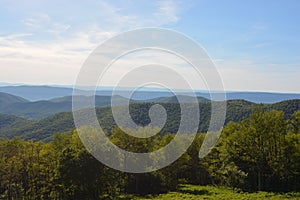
left=0, top=85, right=299, bottom=120
left=0, top=85, right=300, bottom=103
left=0, top=85, right=299, bottom=142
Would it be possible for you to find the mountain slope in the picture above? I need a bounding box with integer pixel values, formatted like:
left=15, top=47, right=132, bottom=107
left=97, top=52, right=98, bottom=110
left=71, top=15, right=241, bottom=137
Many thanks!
left=195, top=92, right=300, bottom=103
left=0, top=95, right=130, bottom=120
left=11, top=112, right=75, bottom=141
left=0, top=113, right=34, bottom=138
left=266, top=99, right=300, bottom=116
left=1, top=101, right=72, bottom=120
left=0, top=92, right=29, bottom=108
left=1, top=99, right=299, bottom=142
left=0, top=86, right=74, bottom=101
left=142, top=95, right=210, bottom=103
left=0, top=95, right=209, bottom=120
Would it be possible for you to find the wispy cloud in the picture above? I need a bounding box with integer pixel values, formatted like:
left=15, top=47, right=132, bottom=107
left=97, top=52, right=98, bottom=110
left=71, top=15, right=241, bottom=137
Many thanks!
left=154, top=0, right=180, bottom=24
left=2, top=0, right=298, bottom=92
left=0, top=0, right=185, bottom=85
left=96, top=0, right=182, bottom=28
left=22, top=13, right=70, bottom=37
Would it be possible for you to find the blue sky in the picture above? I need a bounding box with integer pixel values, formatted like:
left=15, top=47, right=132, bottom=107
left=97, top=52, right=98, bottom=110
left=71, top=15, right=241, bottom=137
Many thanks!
left=0, top=0, right=299, bottom=92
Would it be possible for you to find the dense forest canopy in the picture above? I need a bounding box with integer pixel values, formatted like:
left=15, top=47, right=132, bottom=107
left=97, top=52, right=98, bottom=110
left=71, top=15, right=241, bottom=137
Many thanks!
left=0, top=109, right=299, bottom=199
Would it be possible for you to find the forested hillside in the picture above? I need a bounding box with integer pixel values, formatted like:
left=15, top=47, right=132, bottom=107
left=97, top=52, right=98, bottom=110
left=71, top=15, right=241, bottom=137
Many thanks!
left=0, top=99, right=300, bottom=142
left=0, top=109, right=299, bottom=199
left=0, top=113, right=34, bottom=135
left=0, top=92, right=29, bottom=109
left=0, top=92, right=208, bottom=120
left=1, top=90, right=300, bottom=120
left=0, top=93, right=130, bottom=120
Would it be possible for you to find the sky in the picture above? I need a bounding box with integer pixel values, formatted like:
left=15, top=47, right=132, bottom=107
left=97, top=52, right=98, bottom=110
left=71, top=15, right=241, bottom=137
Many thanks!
left=0, top=0, right=299, bottom=93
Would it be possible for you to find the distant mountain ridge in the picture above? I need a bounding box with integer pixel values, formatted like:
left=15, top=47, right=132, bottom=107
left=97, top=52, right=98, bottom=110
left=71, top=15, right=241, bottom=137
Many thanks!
left=0, top=93, right=131, bottom=120
left=0, top=85, right=300, bottom=103
left=0, top=89, right=300, bottom=120
left=0, top=99, right=299, bottom=142
left=0, top=92, right=29, bottom=108
left=0, top=86, right=74, bottom=101
left=0, top=92, right=210, bottom=120
left=142, top=95, right=210, bottom=103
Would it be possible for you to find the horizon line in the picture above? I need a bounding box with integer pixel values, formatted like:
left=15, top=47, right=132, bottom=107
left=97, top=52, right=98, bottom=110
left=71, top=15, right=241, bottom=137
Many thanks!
left=0, top=82, right=300, bottom=95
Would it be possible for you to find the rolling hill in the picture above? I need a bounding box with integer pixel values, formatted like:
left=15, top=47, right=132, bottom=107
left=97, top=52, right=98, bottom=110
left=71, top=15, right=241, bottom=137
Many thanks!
left=1, top=85, right=300, bottom=103
left=0, top=85, right=74, bottom=101
left=0, top=94, right=130, bottom=120
left=142, top=95, right=210, bottom=103
left=0, top=92, right=29, bottom=109
left=0, top=93, right=210, bottom=120
left=0, top=113, right=34, bottom=137
left=0, top=99, right=299, bottom=142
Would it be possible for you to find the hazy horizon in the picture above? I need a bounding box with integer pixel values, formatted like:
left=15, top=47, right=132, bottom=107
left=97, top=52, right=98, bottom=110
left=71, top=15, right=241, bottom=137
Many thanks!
left=1, top=82, right=300, bottom=95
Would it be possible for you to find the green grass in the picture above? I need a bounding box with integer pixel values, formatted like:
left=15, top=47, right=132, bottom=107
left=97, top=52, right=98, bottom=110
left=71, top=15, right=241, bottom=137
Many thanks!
left=135, top=185, right=300, bottom=200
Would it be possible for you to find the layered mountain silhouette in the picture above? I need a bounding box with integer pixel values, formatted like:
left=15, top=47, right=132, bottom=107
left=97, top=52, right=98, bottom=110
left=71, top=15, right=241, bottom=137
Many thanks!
left=0, top=90, right=299, bottom=142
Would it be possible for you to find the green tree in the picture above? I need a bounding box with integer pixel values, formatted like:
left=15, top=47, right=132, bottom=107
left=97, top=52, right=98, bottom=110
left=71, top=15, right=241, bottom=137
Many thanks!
left=221, top=109, right=287, bottom=191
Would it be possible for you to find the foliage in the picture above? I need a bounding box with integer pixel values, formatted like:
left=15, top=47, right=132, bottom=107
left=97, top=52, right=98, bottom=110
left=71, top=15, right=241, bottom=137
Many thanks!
left=136, top=184, right=300, bottom=200
left=0, top=109, right=299, bottom=199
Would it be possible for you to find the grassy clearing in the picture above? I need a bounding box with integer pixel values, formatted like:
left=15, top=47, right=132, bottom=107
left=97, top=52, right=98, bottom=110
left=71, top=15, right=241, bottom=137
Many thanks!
left=135, top=185, right=300, bottom=200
